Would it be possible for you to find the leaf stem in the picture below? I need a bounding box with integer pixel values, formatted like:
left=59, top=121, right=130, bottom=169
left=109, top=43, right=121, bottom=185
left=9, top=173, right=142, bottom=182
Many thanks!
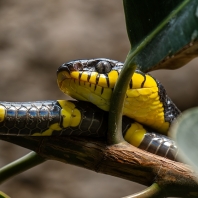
left=122, top=183, right=164, bottom=198
left=107, top=54, right=136, bottom=144
left=107, top=0, right=190, bottom=145
left=0, top=151, right=45, bottom=184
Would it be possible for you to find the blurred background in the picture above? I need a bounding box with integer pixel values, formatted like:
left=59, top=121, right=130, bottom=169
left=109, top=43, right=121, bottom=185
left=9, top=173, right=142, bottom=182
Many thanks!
left=0, top=1, right=198, bottom=198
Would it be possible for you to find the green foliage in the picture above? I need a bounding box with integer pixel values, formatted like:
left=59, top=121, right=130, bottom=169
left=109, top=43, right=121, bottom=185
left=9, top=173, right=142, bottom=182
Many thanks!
left=123, top=0, right=182, bottom=48
left=0, top=191, right=10, bottom=198
left=1, top=1, right=198, bottom=197
left=171, top=108, right=198, bottom=173
left=110, top=0, right=198, bottom=146
left=123, top=0, right=198, bottom=72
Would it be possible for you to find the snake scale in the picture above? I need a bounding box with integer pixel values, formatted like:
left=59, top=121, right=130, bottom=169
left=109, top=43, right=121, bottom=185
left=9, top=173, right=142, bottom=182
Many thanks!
left=0, top=58, right=181, bottom=161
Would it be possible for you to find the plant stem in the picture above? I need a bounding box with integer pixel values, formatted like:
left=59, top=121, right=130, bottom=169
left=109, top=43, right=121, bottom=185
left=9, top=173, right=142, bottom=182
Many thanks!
left=122, top=183, right=164, bottom=198
left=107, top=56, right=136, bottom=145
left=0, top=151, right=45, bottom=184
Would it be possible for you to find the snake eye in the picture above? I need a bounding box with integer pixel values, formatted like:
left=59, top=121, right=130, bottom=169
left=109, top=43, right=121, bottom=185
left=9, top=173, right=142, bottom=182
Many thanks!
left=95, top=61, right=111, bottom=74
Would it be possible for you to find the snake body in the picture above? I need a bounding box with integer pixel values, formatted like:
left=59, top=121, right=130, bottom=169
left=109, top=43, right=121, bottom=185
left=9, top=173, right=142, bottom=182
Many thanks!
left=57, top=58, right=180, bottom=134
left=0, top=58, right=180, bottom=161
left=0, top=100, right=178, bottom=160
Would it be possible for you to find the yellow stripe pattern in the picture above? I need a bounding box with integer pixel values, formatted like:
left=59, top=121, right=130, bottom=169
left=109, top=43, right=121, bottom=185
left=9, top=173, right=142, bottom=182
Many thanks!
left=124, top=122, right=146, bottom=147
left=57, top=70, right=169, bottom=134
left=0, top=106, right=5, bottom=122
left=32, top=100, right=81, bottom=136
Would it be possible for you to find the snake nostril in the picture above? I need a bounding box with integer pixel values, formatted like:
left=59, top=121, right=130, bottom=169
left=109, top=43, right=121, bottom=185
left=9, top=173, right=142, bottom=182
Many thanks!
left=73, top=62, right=83, bottom=71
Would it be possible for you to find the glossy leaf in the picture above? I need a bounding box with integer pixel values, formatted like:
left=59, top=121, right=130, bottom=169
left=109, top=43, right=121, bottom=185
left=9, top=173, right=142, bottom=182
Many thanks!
left=123, top=0, right=198, bottom=72
left=171, top=107, right=198, bottom=174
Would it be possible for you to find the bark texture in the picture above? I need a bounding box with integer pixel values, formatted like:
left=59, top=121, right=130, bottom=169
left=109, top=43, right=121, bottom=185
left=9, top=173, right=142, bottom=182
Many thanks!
left=1, top=135, right=198, bottom=197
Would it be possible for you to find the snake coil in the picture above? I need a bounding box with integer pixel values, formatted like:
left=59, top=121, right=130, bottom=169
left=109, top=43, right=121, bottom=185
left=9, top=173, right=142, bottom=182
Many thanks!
left=0, top=58, right=180, bottom=161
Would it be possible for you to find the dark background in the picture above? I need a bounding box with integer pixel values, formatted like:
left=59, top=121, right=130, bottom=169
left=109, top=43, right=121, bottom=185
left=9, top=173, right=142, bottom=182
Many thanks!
left=1, top=1, right=198, bottom=197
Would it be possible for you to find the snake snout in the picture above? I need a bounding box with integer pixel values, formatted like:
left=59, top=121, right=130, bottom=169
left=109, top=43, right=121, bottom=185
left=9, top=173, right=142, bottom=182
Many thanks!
left=57, top=63, right=78, bottom=74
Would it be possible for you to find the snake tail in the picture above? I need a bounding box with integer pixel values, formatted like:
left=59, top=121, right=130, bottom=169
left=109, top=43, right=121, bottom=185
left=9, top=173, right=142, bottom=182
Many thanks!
left=123, top=116, right=178, bottom=161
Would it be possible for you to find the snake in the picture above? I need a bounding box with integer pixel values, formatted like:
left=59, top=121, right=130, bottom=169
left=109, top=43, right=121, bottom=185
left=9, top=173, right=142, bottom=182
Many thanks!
left=0, top=58, right=180, bottom=161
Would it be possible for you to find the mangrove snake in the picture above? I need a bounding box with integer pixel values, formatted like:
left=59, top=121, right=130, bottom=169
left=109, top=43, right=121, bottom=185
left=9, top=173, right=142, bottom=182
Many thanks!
left=0, top=58, right=180, bottom=161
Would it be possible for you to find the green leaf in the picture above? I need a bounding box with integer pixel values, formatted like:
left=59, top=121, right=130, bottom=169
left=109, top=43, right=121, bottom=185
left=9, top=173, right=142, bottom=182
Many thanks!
left=171, top=108, right=198, bottom=173
left=123, top=0, right=198, bottom=72
left=0, top=191, right=10, bottom=198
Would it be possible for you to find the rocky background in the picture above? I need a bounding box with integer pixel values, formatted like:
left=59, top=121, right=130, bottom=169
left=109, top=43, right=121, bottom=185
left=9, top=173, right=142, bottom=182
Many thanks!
left=0, top=1, right=198, bottom=198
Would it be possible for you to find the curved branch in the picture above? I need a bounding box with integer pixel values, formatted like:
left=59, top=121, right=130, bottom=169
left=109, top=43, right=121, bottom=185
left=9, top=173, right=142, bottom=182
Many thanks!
left=0, top=135, right=198, bottom=197
left=0, top=151, right=46, bottom=184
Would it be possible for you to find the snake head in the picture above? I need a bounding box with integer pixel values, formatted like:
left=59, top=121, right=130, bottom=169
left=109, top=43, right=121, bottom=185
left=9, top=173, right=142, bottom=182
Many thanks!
left=57, top=58, right=123, bottom=74
left=57, top=58, right=124, bottom=89
left=56, top=58, right=123, bottom=110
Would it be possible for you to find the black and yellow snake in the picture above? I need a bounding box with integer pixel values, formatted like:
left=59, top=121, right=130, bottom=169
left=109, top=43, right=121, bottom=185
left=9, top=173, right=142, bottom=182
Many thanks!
left=0, top=58, right=181, bottom=161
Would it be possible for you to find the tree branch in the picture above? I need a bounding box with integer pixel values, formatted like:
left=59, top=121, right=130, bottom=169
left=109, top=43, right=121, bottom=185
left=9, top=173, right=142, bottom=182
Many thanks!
left=0, top=135, right=198, bottom=197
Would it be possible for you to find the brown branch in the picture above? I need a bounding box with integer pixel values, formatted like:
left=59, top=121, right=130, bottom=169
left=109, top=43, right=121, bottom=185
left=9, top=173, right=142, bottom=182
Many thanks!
left=0, top=135, right=198, bottom=197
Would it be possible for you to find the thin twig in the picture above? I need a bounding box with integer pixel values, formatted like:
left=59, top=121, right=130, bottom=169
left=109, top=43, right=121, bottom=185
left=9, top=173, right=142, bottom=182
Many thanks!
left=122, top=183, right=164, bottom=198
left=0, top=151, right=46, bottom=184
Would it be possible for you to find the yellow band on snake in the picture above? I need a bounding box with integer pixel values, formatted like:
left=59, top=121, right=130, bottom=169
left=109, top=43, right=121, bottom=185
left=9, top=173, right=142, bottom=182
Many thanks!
left=0, top=106, right=5, bottom=123
left=124, top=122, right=147, bottom=147
left=57, top=58, right=180, bottom=134
left=32, top=100, right=81, bottom=136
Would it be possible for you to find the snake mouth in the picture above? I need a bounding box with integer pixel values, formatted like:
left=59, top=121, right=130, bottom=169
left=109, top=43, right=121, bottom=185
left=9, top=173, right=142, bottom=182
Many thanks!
left=57, top=68, right=120, bottom=91
left=57, top=70, right=71, bottom=94
left=57, top=76, right=111, bottom=111
left=57, top=58, right=125, bottom=91
left=57, top=61, right=113, bottom=111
